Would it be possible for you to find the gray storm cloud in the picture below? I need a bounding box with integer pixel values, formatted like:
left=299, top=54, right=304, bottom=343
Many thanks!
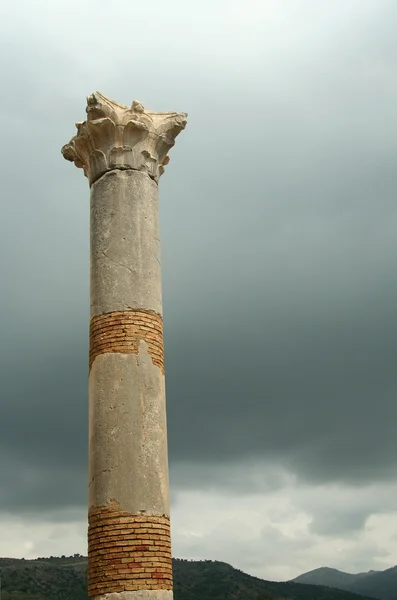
left=0, top=0, right=396, bottom=518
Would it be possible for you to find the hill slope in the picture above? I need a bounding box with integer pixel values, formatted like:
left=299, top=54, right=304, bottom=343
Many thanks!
left=0, top=556, right=377, bottom=600
left=293, top=567, right=377, bottom=588
left=292, top=565, right=397, bottom=600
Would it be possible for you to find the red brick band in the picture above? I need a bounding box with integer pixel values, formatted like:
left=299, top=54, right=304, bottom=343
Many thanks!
left=88, top=507, right=172, bottom=596
left=89, top=309, right=164, bottom=372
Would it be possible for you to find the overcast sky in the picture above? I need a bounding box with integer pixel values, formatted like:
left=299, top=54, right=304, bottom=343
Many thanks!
left=1, top=0, right=397, bottom=583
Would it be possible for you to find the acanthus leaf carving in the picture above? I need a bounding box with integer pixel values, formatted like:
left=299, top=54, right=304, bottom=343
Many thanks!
left=61, top=91, right=187, bottom=185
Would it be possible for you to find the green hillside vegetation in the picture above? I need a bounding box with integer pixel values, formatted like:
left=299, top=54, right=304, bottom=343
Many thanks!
left=293, top=567, right=368, bottom=588
left=292, top=565, right=397, bottom=600
left=351, top=567, right=397, bottom=600
left=0, top=556, right=377, bottom=600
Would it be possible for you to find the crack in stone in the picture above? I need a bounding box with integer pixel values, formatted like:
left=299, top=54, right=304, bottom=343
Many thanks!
left=91, top=166, right=158, bottom=187
left=100, top=250, right=135, bottom=276
left=89, top=468, right=112, bottom=487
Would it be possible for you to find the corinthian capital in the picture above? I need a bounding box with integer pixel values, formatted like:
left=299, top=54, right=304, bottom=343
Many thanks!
left=61, top=92, right=187, bottom=185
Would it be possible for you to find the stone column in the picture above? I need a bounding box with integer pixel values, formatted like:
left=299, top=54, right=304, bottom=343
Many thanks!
left=61, top=92, right=187, bottom=600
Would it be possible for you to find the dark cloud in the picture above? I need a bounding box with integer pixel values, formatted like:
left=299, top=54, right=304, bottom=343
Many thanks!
left=1, top=0, right=397, bottom=517
left=310, top=509, right=370, bottom=538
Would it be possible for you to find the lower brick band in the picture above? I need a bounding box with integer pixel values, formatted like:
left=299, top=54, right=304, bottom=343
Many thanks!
left=88, top=507, right=173, bottom=597
left=89, top=309, right=164, bottom=373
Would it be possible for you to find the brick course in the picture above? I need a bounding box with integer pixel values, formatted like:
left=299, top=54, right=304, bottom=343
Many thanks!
left=88, top=506, right=172, bottom=596
left=89, top=309, right=164, bottom=372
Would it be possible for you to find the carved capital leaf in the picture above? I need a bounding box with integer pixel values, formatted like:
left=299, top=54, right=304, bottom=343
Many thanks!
left=61, top=91, right=187, bottom=185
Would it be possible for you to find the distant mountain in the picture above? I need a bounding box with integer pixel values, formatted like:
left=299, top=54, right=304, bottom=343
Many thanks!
left=293, top=567, right=378, bottom=588
left=345, top=567, right=397, bottom=600
left=0, top=555, right=377, bottom=600
left=292, top=565, right=397, bottom=600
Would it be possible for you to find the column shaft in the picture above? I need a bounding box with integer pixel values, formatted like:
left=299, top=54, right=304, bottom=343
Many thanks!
left=88, top=170, right=171, bottom=599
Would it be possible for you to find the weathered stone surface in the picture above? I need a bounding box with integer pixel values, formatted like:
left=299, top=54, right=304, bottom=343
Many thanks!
left=89, top=352, right=170, bottom=516
left=95, top=591, right=173, bottom=600
left=90, top=169, right=162, bottom=317
left=61, top=91, right=187, bottom=185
